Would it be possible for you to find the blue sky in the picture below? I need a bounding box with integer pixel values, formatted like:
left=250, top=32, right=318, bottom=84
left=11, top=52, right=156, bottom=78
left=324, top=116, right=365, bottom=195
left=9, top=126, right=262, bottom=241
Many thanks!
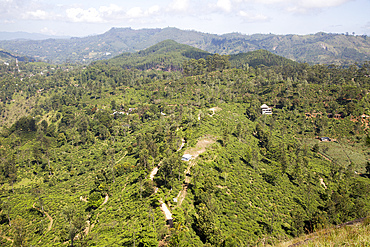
left=0, top=0, right=369, bottom=37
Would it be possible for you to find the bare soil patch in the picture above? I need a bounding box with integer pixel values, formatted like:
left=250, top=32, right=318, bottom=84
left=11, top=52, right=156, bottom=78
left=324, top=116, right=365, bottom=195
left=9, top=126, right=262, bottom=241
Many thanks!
left=209, top=107, right=222, bottom=117
left=176, top=136, right=216, bottom=205
left=159, top=201, right=172, bottom=220
left=183, top=135, right=216, bottom=158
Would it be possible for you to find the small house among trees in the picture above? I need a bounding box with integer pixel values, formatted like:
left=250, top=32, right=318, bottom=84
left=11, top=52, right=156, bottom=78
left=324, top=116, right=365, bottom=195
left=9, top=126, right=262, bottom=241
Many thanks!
left=328, top=113, right=343, bottom=119
left=260, top=104, right=272, bottom=115
left=181, top=154, right=192, bottom=161
left=320, top=137, right=331, bottom=142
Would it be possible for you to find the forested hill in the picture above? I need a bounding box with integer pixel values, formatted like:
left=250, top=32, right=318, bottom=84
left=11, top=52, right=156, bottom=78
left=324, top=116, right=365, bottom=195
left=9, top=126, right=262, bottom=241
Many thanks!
left=0, top=49, right=35, bottom=63
left=94, top=40, right=297, bottom=73
left=229, top=49, right=298, bottom=68
left=97, top=40, right=212, bottom=71
left=0, top=27, right=369, bottom=64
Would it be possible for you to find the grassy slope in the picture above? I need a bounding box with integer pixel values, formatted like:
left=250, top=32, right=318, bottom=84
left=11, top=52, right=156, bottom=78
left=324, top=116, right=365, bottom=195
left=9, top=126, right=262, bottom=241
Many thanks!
left=0, top=92, right=36, bottom=129
left=277, top=218, right=370, bottom=246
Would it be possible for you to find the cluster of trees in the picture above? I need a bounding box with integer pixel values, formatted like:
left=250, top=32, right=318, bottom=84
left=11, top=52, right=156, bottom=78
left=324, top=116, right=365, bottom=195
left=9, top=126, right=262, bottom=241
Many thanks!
left=100, top=40, right=211, bottom=71
left=0, top=47, right=369, bottom=246
left=183, top=54, right=230, bottom=76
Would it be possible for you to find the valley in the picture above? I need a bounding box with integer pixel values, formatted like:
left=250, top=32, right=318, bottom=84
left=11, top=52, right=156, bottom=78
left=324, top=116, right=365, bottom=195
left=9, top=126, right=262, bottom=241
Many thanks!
left=0, top=40, right=369, bottom=246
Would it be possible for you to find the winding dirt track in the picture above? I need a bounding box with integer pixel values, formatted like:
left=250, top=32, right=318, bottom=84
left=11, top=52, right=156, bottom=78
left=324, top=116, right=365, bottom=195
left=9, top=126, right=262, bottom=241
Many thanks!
left=149, top=165, right=161, bottom=181
left=150, top=136, right=215, bottom=224
left=32, top=202, right=53, bottom=232
left=101, top=194, right=109, bottom=206
left=150, top=167, right=173, bottom=221
left=83, top=193, right=109, bottom=237
left=115, top=151, right=128, bottom=164
left=159, top=201, right=172, bottom=220
left=175, top=137, right=216, bottom=205
left=149, top=139, right=186, bottom=222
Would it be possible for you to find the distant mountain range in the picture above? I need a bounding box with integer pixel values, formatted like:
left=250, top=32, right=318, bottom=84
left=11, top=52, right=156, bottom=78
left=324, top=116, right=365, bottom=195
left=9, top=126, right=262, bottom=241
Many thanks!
left=0, top=31, right=70, bottom=40
left=0, top=27, right=369, bottom=65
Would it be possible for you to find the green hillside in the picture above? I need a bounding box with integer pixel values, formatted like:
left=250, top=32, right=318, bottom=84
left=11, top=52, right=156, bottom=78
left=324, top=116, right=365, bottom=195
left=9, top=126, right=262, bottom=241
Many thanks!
left=0, top=46, right=370, bottom=246
left=0, top=49, right=35, bottom=64
left=0, top=27, right=370, bottom=65
left=99, top=40, right=211, bottom=71
left=278, top=218, right=370, bottom=246
left=98, top=40, right=298, bottom=73
left=229, top=49, right=299, bottom=68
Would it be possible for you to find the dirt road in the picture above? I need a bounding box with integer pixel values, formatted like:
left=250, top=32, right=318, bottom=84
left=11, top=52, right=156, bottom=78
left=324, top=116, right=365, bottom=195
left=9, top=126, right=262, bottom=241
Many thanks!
left=160, top=201, right=172, bottom=220
left=32, top=202, right=53, bottom=232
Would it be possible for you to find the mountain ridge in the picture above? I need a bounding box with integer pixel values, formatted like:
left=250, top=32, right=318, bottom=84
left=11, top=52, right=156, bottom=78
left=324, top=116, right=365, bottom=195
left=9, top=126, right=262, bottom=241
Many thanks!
left=0, top=31, right=70, bottom=40
left=0, top=27, right=369, bottom=64
left=97, top=40, right=296, bottom=72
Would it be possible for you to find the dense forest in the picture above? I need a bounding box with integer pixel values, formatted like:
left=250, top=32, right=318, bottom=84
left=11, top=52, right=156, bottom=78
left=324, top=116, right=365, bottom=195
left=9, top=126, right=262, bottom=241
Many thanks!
left=0, top=42, right=370, bottom=246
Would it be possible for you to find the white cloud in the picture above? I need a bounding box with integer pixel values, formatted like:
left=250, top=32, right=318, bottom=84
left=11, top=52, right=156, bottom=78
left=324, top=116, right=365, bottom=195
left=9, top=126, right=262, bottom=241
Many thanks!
left=168, top=0, right=189, bottom=11
left=237, top=0, right=353, bottom=12
left=2, top=19, right=15, bottom=23
left=64, top=4, right=160, bottom=23
left=257, top=0, right=287, bottom=4
left=99, top=4, right=123, bottom=16
left=148, top=5, right=160, bottom=15
left=239, top=10, right=270, bottom=22
left=0, top=0, right=18, bottom=14
left=126, top=5, right=160, bottom=18
left=240, top=0, right=351, bottom=5
left=97, top=4, right=125, bottom=21
left=217, top=0, right=232, bottom=12
left=66, top=7, right=103, bottom=23
left=126, top=7, right=143, bottom=18
left=23, top=10, right=50, bottom=20
left=236, top=0, right=286, bottom=4
left=0, top=0, right=37, bottom=17
left=298, top=0, right=351, bottom=8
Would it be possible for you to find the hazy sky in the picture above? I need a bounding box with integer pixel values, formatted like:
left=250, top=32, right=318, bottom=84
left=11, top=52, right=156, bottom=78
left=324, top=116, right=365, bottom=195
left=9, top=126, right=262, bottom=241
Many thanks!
left=1, top=0, right=369, bottom=37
